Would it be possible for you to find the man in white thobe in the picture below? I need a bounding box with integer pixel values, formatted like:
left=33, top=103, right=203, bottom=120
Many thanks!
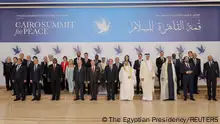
left=119, top=61, right=136, bottom=101
left=140, top=53, right=155, bottom=101
left=160, top=56, right=177, bottom=101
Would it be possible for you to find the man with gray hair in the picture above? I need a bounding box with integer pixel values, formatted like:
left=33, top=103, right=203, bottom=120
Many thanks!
left=113, top=57, right=123, bottom=94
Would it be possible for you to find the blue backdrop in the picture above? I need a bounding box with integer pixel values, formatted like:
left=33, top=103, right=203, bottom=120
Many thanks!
left=0, top=7, right=219, bottom=42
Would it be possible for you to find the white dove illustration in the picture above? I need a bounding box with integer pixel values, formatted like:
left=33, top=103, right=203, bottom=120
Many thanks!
left=94, top=19, right=111, bottom=34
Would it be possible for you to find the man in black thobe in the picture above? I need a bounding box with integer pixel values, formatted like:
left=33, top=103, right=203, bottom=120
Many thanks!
left=203, top=55, right=219, bottom=101
left=74, top=60, right=86, bottom=101
left=88, top=60, right=100, bottom=100
left=105, top=59, right=118, bottom=101
left=48, top=58, right=62, bottom=101
left=13, top=58, right=27, bottom=101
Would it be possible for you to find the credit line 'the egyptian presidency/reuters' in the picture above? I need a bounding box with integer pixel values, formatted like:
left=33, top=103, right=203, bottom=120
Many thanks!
left=101, top=116, right=219, bottom=123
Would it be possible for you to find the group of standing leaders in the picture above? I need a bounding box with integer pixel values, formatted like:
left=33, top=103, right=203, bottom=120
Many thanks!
left=2, top=50, right=220, bottom=101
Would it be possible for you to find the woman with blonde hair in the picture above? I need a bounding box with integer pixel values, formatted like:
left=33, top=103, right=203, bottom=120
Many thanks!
left=65, top=59, right=75, bottom=93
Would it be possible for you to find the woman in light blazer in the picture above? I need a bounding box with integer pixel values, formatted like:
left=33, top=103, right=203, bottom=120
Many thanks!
left=65, top=59, right=75, bottom=93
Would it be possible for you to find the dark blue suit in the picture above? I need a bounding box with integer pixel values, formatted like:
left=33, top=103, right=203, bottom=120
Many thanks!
left=13, top=64, right=27, bottom=100
left=180, top=62, right=195, bottom=99
left=74, top=66, right=86, bottom=99
left=30, top=64, right=42, bottom=98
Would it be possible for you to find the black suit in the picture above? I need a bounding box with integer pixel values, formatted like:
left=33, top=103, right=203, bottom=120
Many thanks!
left=156, top=57, right=166, bottom=89
left=74, top=57, right=85, bottom=66
left=88, top=66, right=100, bottom=99
left=48, top=64, right=62, bottom=100
left=13, top=64, right=27, bottom=100
left=84, top=59, right=91, bottom=94
left=26, top=61, right=34, bottom=95
left=94, top=59, right=101, bottom=66
left=3, top=62, right=13, bottom=90
left=133, top=59, right=142, bottom=94
left=41, top=61, right=51, bottom=94
left=203, top=61, right=219, bottom=99
left=180, top=62, right=195, bottom=99
left=73, top=66, right=86, bottom=99
left=104, top=65, right=118, bottom=100
left=113, top=62, right=123, bottom=94
left=173, top=59, right=182, bottom=92
left=190, top=58, right=201, bottom=93
left=22, top=59, right=27, bottom=66
left=30, top=64, right=42, bottom=98
left=11, top=63, right=17, bottom=94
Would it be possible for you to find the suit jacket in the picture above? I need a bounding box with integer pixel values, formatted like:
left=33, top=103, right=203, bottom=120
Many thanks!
left=22, top=59, right=27, bottom=66
left=88, top=66, right=100, bottom=82
left=3, top=62, right=13, bottom=77
left=189, top=58, right=201, bottom=76
left=133, top=59, right=143, bottom=76
left=94, top=59, right=101, bottom=66
left=156, top=57, right=166, bottom=75
left=48, top=64, right=63, bottom=81
left=113, top=62, right=123, bottom=81
left=11, top=63, right=17, bottom=80
left=74, top=57, right=85, bottom=66
left=84, top=59, right=91, bottom=81
left=173, top=59, right=181, bottom=75
left=30, top=64, right=42, bottom=82
left=180, top=62, right=195, bottom=77
left=104, top=65, right=118, bottom=82
left=13, top=64, right=27, bottom=81
left=26, top=61, right=34, bottom=79
left=61, top=61, right=69, bottom=73
left=73, top=66, right=86, bottom=83
left=203, top=61, right=219, bottom=80
left=41, top=61, right=48, bottom=76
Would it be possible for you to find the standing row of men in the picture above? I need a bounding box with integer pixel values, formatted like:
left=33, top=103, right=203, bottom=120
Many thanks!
left=3, top=51, right=219, bottom=101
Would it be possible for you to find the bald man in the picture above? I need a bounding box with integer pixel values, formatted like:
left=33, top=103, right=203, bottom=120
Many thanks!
left=104, top=59, right=118, bottom=100
left=203, top=55, right=219, bottom=101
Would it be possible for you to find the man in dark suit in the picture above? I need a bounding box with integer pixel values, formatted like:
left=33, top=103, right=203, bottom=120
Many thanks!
left=88, top=60, right=100, bottom=100
left=41, top=56, right=50, bottom=94
left=94, top=54, right=101, bottom=66
left=19, top=53, right=27, bottom=66
left=156, top=51, right=166, bottom=90
left=48, top=58, right=62, bottom=101
left=84, top=52, right=91, bottom=95
left=203, top=55, right=219, bottom=101
left=26, top=55, right=34, bottom=95
left=30, top=58, right=42, bottom=101
left=11, top=57, right=18, bottom=96
left=12, top=58, right=27, bottom=101
left=172, top=53, right=181, bottom=94
left=3, top=57, right=13, bottom=91
left=189, top=53, right=201, bottom=94
left=74, top=52, right=85, bottom=66
left=114, top=57, right=123, bottom=94
left=180, top=56, right=195, bottom=101
left=133, top=54, right=143, bottom=94
left=74, top=60, right=86, bottom=101
left=105, top=59, right=118, bottom=100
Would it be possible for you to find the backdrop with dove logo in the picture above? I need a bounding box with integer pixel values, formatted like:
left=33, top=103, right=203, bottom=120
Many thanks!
left=0, top=5, right=220, bottom=86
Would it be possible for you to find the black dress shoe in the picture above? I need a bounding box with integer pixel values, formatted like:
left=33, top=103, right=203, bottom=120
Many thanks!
left=81, top=98, right=84, bottom=101
left=21, top=98, right=25, bottom=101
left=112, top=98, right=115, bottom=101
left=56, top=98, right=60, bottom=101
left=190, top=98, right=195, bottom=101
left=51, top=98, right=55, bottom=101
left=94, top=98, right=97, bottom=101
left=32, top=98, right=37, bottom=101
left=208, top=98, right=211, bottom=100
left=213, top=98, right=218, bottom=101
left=14, top=98, right=20, bottom=101
left=177, top=92, right=180, bottom=95
left=107, top=98, right=110, bottom=101
left=74, top=98, right=79, bottom=101
left=184, top=98, right=187, bottom=101
left=12, top=94, right=16, bottom=96
left=90, top=99, right=93, bottom=101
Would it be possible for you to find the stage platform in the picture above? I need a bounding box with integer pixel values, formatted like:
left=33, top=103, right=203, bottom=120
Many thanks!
left=0, top=87, right=220, bottom=124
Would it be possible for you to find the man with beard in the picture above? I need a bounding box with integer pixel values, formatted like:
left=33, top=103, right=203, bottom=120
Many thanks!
left=74, top=52, right=85, bottom=66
